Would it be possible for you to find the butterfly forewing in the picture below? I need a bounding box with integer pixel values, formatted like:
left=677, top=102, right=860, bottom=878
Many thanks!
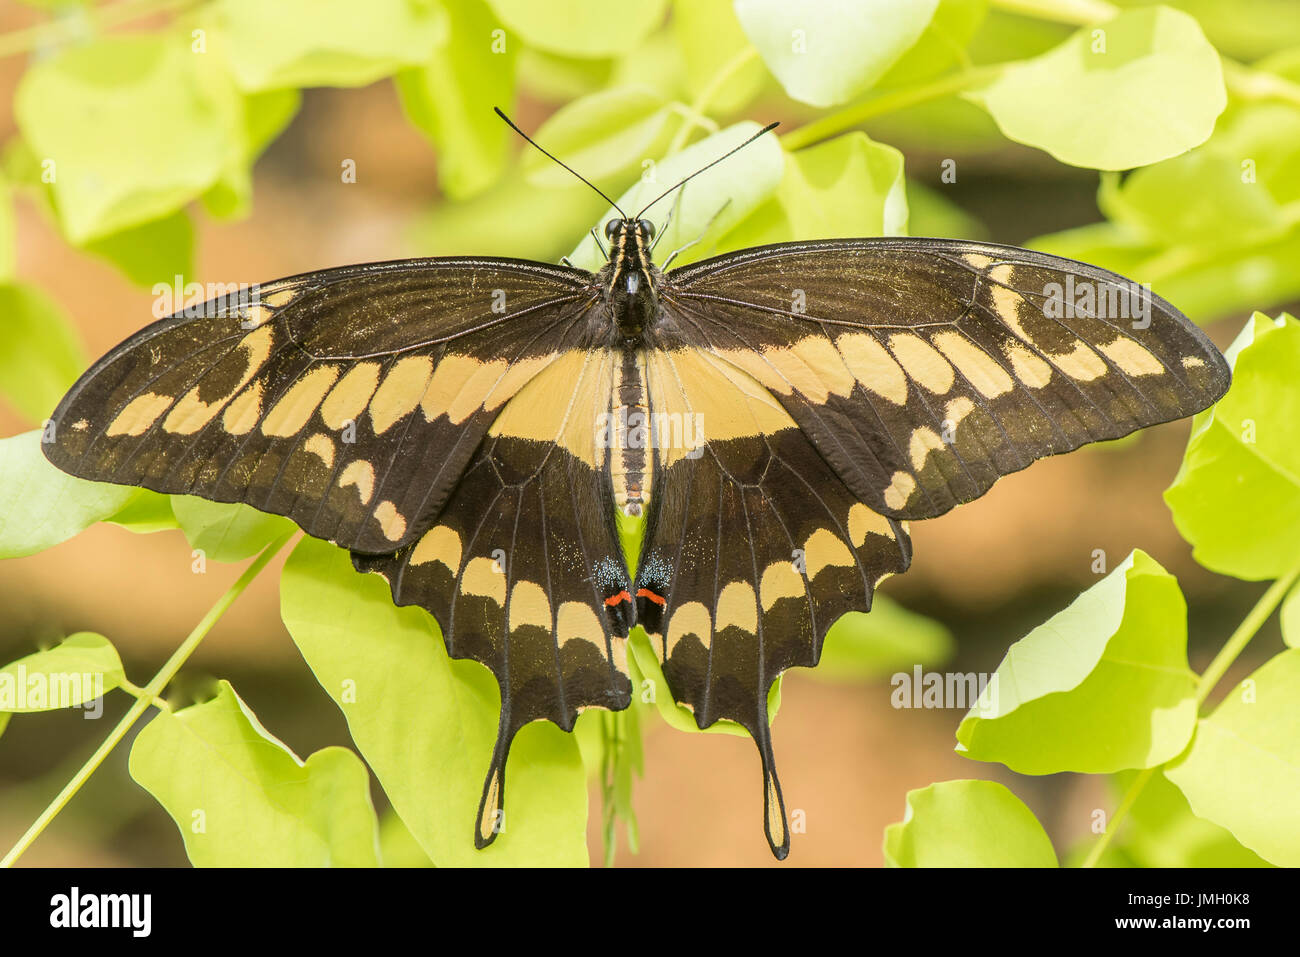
left=45, top=258, right=599, bottom=553
left=662, top=238, right=1231, bottom=521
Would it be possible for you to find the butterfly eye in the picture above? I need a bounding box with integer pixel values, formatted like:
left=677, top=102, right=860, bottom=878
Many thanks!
left=604, top=220, right=621, bottom=241
left=638, top=219, right=655, bottom=242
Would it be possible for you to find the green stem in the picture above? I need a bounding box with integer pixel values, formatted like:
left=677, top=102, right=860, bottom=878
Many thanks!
left=1081, top=555, right=1300, bottom=867
left=0, top=529, right=295, bottom=868
left=1196, top=560, right=1300, bottom=707
left=779, top=64, right=1005, bottom=153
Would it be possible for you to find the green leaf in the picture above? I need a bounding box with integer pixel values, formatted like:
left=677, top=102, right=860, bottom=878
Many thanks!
left=1165, top=313, right=1300, bottom=580
left=721, top=132, right=908, bottom=250
left=882, top=779, right=1058, bottom=866
left=735, top=0, right=940, bottom=107
left=485, top=0, right=668, bottom=58
left=811, top=596, right=954, bottom=681
left=378, top=808, right=434, bottom=867
left=0, top=431, right=138, bottom=559
left=0, top=712, right=8, bottom=739
left=1165, top=649, right=1300, bottom=867
left=171, top=496, right=295, bottom=564
left=515, top=48, right=615, bottom=103
left=104, top=489, right=180, bottom=535
left=877, top=0, right=988, bottom=88
left=0, top=282, right=85, bottom=424
left=568, top=120, right=784, bottom=269
left=956, top=550, right=1197, bottom=774
left=210, top=0, right=447, bottom=91
left=129, top=680, right=380, bottom=866
left=395, top=0, right=517, bottom=200
left=672, top=0, right=764, bottom=113
left=279, top=537, right=588, bottom=866
left=965, top=6, right=1226, bottom=170
left=0, top=632, right=124, bottom=712
left=1080, top=769, right=1270, bottom=868
left=79, top=210, right=194, bottom=288
left=14, top=32, right=245, bottom=243
left=522, top=86, right=676, bottom=187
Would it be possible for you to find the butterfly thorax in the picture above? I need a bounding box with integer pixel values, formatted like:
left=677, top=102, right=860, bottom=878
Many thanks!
left=600, top=218, right=661, bottom=344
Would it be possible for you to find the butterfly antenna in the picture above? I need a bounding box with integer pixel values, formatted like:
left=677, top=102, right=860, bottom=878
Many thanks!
left=634, top=121, right=779, bottom=219
left=495, top=107, right=626, bottom=217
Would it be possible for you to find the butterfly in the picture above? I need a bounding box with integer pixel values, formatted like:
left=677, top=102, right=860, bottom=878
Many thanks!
left=42, top=118, right=1230, bottom=861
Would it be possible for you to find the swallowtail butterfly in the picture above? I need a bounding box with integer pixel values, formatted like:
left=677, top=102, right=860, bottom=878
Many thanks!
left=43, top=119, right=1230, bottom=860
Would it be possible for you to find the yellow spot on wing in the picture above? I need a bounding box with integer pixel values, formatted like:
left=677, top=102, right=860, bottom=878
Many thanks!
left=163, top=327, right=273, bottom=434
left=262, top=365, right=340, bottom=437
left=462, top=556, right=505, bottom=604
left=888, top=333, right=954, bottom=395
left=933, top=332, right=1014, bottom=398
left=1051, top=341, right=1108, bottom=382
left=715, top=581, right=758, bottom=634
left=666, top=601, right=711, bottom=656
left=321, top=362, right=380, bottom=429
left=303, top=432, right=335, bottom=469
left=847, top=503, right=892, bottom=547
left=1004, top=342, right=1053, bottom=388
left=557, top=601, right=601, bottom=648
left=760, top=562, right=804, bottom=610
left=339, top=460, right=376, bottom=504
left=107, top=393, right=172, bottom=437
left=508, top=580, right=551, bottom=631
left=836, top=333, right=907, bottom=404
left=223, top=381, right=263, bottom=435
left=369, top=356, right=434, bottom=434
left=372, top=500, right=407, bottom=542
left=411, top=525, right=461, bottom=571
left=803, top=528, right=854, bottom=578
left=1099, top=337, right=1163, bottom=376
left=883, top=471, right=916, bottom=510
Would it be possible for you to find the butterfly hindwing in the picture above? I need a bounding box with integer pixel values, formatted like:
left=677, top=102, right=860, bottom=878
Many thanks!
left=633, top=345, right=911, bottom=858
left=663, top=238, right=1231, bottom=521
left=354, top=345, right=634, bottom=847
left=44, top=258, right=599, bottom=553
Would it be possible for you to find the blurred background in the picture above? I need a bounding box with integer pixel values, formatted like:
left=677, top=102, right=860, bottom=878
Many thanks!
left=0, top=0, right=1295, bottom=866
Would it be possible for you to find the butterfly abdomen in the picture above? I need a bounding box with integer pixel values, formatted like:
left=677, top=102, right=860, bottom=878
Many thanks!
left=609, top=347, right=653, bottom=519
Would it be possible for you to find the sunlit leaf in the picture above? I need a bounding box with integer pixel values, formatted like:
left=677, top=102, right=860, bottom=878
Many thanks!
left=956, top=550, right=1197, bottom=773
left=966, top=6, right=1225, bottom=170
left=130, top=680, right=380, bottom=866
left=0, top=431, right=137, bottom=559
left=171, top=496, right=294, bottom=564
left=0, top=282, right=85, bottom=424
left=721, top=131, right=907, bottom=249
left=14, top=32, right=245, bottom=243
left=735, top=0, right=940, bottom=107
left=883, top=779, right=1058, bottom=866
left=1165, top=313, right=1300, bottom=580
left=1165, top=649, right=1300, bottom=867
left=210, top=0, right=447, bottom=91
left=1078, top=769, right=1271, bottom=868
left=280, top=537, right=588, bottom=866
left=0, top=633, right=124, bottom=712
left=485, top=0, right=668, bottom=58
left=396, top=0, right=517, bottom=200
